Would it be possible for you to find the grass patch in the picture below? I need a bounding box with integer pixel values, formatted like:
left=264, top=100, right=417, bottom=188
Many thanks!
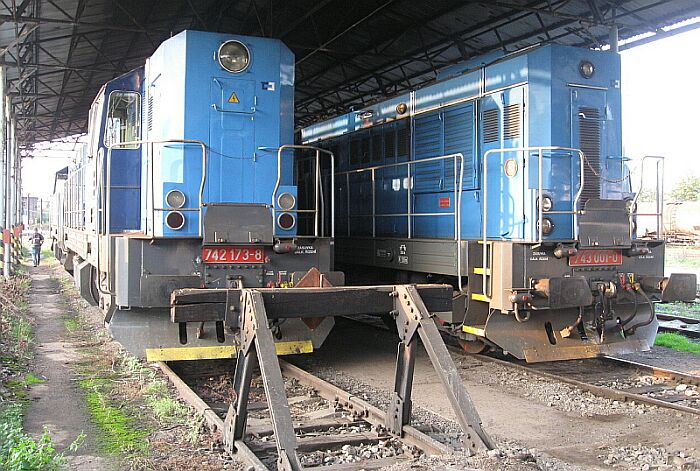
left=657, top=302, right=700, bottom=320
left=63, top=317, right=79, bottom=331
left=78, top=378, right=150, bottom=456
left=655, top=332, right=700, bottom=354
left=0, top=403, right=65, bottom=471
left=0, top=277, right=72, bottom=471
left=41, top=248, right=54, bottom=261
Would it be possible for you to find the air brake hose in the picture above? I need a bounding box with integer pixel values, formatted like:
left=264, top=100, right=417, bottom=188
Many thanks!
left=624, top=287, right=655, bottom=336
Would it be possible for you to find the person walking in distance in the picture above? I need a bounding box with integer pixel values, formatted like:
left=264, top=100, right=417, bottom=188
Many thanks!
left=31, top=228, right=44, bottom=267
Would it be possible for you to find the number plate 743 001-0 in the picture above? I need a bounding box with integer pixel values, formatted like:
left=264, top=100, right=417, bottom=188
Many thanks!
left=568, top=249, right=622, bottom=266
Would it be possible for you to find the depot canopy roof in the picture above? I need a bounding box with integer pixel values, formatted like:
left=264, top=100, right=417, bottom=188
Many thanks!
left=1, top=0, right=699, bottom=146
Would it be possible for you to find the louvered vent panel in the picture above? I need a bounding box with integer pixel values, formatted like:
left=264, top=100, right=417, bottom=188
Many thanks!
left=384, top=129, right=395, bottom=159
left=414, top=113, right=442, bottom=192
left=361, top=136, right=370, bottom=163
left=147, top=95, right=153, bottom=131
left=397, top=125, right=410, bottom=156
left=578, top=106, right=601, bottom=205
left=444, top=104, right=475, bottom=189
left=503, top=103, right=521, bottom=140
left=371, top=133, right=382, bottom=161
left=483, top=108, right=499, bottom=143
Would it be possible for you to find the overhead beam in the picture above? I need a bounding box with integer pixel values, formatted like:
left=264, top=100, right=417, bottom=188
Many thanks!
left=0, top=13, right=169, bottom=33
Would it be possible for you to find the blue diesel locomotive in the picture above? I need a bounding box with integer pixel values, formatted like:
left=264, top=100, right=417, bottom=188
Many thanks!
left=302, top=43, right=696, bottom=362
left=51, top=30, right=338, bottom=360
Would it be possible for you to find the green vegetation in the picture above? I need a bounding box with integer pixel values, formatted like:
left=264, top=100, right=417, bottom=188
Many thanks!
left=63, top=316, right=79, bottom=331
left=665, top=247, right=700, bottom=269
left=41, top=248, right=54, bottom=261
left=0, top=277, right=74, bottom=471
left=669, top=175, right=700, bottom=202
left=657, top=301, right=700, bottom=320
left=78, top=378, right=149, bottom=456
left=655, top=332, right=700, bottom=354
left=0, top=403, right=65, bottom=471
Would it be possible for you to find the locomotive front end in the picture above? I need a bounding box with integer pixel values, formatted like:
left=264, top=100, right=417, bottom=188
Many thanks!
left=471, top=46, right=696, bottom=362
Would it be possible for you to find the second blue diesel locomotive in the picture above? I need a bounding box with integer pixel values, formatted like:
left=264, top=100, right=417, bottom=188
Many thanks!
left=51, top=31, right=339, bottom=360
left=302, top=44, right=696, bottom=362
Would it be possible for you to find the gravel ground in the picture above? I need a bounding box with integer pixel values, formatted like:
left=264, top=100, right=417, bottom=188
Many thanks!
left=289, top=319, right=700, bottom=471
left=289, top=360, right=595, bottom=471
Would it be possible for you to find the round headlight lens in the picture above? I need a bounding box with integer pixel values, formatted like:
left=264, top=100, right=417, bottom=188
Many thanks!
left=165, top=211, right=185, bottom=230
left=538, top=195, right=553, bottom=212
left=504, top=158, right=518, bottom=177
left=218, top=40, right=250, bottom=73
left=537, top=217, right=554, bottom=236
left=277, top=213, right=296, bottom=231
left=579, top=60, right=595, bottom=79
left=277, top=192, right=296, bottom=211
left=166, top=189, right=186, bottom=209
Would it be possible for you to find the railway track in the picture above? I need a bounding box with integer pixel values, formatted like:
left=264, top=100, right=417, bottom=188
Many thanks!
left=656, top=312, right=700, bottom=338
left=345, top=315, right=700, bottom=416
left=474, top=354, right=700, bottom=416
left=158, top=359, right=456, bottom=470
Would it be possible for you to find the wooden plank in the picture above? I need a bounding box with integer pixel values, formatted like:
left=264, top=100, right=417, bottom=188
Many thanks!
left=170, top=303, right=226, bottom=322
left=249, top=431, right=378, bottom=453
left=172, top=285, right=453, bottom=322
left=316, top=457, right=411, bottom=471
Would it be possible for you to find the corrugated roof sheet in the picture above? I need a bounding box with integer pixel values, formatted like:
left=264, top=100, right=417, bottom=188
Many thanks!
left=0, top=0, right=698, bottom=145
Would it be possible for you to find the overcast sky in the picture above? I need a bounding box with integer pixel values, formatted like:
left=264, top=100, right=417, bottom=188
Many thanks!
left=21, top=27, right=700, bottom=198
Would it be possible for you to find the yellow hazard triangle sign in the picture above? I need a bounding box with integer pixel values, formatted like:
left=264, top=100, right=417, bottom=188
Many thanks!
left=228, top=92, right=239, bottom=103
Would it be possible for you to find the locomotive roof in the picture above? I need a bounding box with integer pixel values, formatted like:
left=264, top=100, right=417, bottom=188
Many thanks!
left=1, top=0, right=699, bottom=148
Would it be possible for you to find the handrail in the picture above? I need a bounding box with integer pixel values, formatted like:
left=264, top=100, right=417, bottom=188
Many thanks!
left=105, top=139, right=207, bottom=237
left=100, top=139, right=207, bottom=295
left=481, top=146, right=585, bottom=299
left=272, top=145, right=335, bottom=239
left=630, top=155, right=664, bottom=239
left=336, top=153, right=465, bottom=290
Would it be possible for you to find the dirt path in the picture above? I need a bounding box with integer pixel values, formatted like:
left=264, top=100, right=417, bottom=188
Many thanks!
left=23, top=265, right=114, bottom=470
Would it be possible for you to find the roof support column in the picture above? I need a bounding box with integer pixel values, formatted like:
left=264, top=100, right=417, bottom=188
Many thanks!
left=0, top=66, right=8, bottom=279
left=610, top=24, right=619, bottom=53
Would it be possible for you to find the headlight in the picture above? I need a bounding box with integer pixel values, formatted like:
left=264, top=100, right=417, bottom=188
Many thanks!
left=165, top=211, right=185, bottom=230
left=504, top=158, right=518, bottom=177
left=579, top=60, right=595, bottom=79
left=277, top=213, right=296, bottom=231
left=218, top=40, right=250, bottom=73
left=166, top=189, right=186, bottom=209
left=538, top=217, right=554, bottom=236
left=277, top=192, right=296, bottom=211
left=538, top=195, right=553, bottom=212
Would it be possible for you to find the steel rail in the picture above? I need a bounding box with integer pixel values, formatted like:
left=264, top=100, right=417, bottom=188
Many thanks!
left=468, top=353, right=700, bottom=416
left=157, top=361, right=267, bottom=471
left=655, top=313, right=700, bottom=339
left=278, top=359, right=450, bottom=457
left=159, top=358, right=456, bottom=470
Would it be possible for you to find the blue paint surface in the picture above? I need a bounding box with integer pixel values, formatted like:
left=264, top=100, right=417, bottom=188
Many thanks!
left=303, top=44, right=630, bottom=242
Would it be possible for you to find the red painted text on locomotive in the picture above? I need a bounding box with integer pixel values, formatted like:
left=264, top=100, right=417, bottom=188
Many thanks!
left=568, top=249, right=622, bottom=267
left=439, top=197, right=451, bottom=208
left=201, top=246, right=265, bottom=263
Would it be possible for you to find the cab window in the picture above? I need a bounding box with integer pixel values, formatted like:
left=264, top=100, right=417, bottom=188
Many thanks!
left=104, top=91, right=140, bottom=149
